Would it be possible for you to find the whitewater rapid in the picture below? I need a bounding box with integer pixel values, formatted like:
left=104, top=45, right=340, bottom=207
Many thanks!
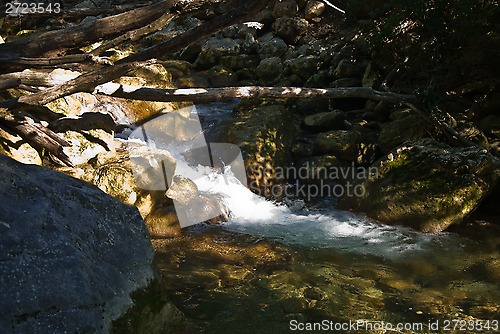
left=123, top=102, right=462, bottom=260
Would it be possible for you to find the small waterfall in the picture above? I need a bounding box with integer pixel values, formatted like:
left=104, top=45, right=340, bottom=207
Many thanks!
left=125, top=102, right=461, bottom=260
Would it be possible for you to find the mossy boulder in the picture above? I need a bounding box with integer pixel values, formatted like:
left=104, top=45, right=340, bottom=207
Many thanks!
left=303, top=110, right=346, bottom=132
left=378, top=115, right=430, bottom=152
left=337, top=139, right=500, bottom=232
left=224, top=104, right=300, bottom=198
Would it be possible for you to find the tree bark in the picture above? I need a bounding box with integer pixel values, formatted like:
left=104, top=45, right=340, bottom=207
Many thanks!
left=94, top=85, right=418, bottom=103
left=0, top=0, right=181, bottom=62
left=120, top=0, right=267, bottom=63
left=1, top=113, right=72, bottom=166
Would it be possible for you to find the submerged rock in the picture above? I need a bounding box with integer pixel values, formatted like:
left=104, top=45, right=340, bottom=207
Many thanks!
left=0, top=154, right=154, bottom=332
left=338, top=139, right=500, bottom=232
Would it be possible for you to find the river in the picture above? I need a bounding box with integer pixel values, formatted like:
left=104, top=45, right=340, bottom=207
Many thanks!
left=124, top=101, right=499, bottom=333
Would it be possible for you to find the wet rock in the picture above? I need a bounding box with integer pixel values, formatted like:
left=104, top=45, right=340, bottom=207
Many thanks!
left=258, top=33, right=288, bottom=59
left=257, top=57, right=284, bottom=84
left=305, top=0, right=326, bottom=21
left=314, top=130, right=363, bottom=161
left=378, top=115, right=430, bottom=152
left=0, top=154, right=153, bottom=333
left=166, top=175, right=199, bottom=205
left=273, top=0, right=299, bottom=19
left=303, top=110, right=346, bottom=132
left=297, top=154, right=350, bottom=184
left=145, top=205, right=182, bottom=238
left=338, top=139, right=500, bottom=232
left=272, top=17, right=309, bottom=45
left=166, top=175, right=229, bottom=226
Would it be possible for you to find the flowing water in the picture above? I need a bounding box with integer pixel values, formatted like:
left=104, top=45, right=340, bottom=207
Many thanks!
left=123, top=102, right=500, bottom=333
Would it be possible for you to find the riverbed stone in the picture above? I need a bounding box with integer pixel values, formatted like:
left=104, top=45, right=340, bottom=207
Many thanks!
left=272, top=17, right=309, bottom=45
left=303, top=110, right=346, bottom=132
left=258, top=33, right=288, bottom=59
left=305, top=0, right=326, bottom=21
left=224, top=104, right=299, bottom=198
left=333, top=59, right=366, bottom=78
left=286, top=55, right=322, bottom=80
left=0, top=153, right=154, bottom=333
left=314, top=130, right=363, bottom=161
left=257, top=57, right=284, bottom=84
left=60, top=147, right=176, bottom=230
left=194, top=37, right=241, bottom=69
left=273, top=0, right=299, bottom=18
left=337, top=139, right=500, bottom=232
left=378, top=115, right=430, bottom=152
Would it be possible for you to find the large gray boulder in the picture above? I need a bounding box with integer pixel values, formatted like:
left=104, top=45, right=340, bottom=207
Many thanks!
left=0, top=154, right=154, bottom=333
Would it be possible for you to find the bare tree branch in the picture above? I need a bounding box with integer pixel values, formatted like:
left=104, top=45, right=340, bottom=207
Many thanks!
left=94, top=85, right=417, bottom=103
left=0, top=0, right=181, bottom=62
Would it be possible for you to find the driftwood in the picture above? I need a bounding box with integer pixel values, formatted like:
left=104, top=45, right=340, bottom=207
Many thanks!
left=0, top=0, right=183, bottom=71
left=1, top=113, right=72, bottom=166
left=120, top=0, right=267, bottom=63
left=0, top=78, right=21, bottom=90
left=0, top=0, right=268, bottom=166
left=0, top=70, right=80, bottom=87
left=94, top=85, right=418, bottom=103
left=16, top=63, right=137, bottom=106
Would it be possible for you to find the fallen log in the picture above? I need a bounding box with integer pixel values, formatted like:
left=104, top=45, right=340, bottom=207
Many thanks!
left=1, top=113, right=72, bottom=166
left=120, top=0, right=267, bottom=63
left=0, top=0, right=181, bottom=61
left=16, top=63, right=137, bottom=106
left=94, top=85, right=418, bottom=104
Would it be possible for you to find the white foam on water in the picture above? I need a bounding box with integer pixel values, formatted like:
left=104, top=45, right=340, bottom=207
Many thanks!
left=125, top=102, right=462, bottom=260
